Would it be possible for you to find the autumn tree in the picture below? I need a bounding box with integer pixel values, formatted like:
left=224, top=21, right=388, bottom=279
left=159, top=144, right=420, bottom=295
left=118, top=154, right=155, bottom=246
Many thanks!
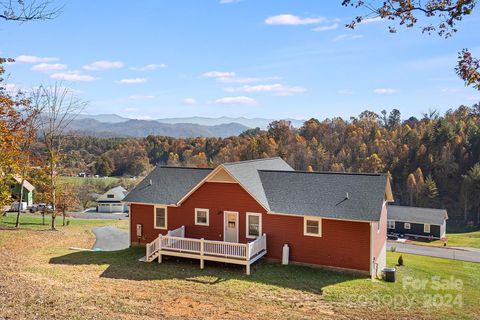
left=342, top=0, right=479, bottom=90
left=463, top=163, right=480, bottom=224
left=56, top=186, right=80, bottom=226
left=35, top=84, right=86, bottom=230
left=0, top=58, right=31, bottom=214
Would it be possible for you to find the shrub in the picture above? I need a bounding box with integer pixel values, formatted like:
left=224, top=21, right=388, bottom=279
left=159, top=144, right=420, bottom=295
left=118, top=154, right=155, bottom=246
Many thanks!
left=390, top=246, right=396, bottom=252
left=398, top=255, right=404, bottom=266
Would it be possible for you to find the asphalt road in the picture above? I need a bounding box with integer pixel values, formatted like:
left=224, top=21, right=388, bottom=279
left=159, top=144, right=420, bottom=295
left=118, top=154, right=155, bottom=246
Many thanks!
left=387, top=241, right=480, bottom=263
left=91, top=226, right=129, bottom=251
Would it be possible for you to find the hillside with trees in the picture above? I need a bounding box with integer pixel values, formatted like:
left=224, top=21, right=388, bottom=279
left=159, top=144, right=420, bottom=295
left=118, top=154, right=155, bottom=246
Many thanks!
left=46, top=105, right=480, bottom=225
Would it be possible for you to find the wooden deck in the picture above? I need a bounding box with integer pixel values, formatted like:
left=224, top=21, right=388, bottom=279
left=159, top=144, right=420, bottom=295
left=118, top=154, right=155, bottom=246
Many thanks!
left=145, top=226, right=267, bottom=274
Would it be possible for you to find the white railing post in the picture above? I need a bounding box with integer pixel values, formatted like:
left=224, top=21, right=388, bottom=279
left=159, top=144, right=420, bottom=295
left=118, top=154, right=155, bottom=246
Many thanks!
left=181, top=225, right=185, bottom=238
left=200, top=238, right=204, bottom=269
left=246, top=242, right=250, bottom=261
left=158, top=234, right=163, bottom=263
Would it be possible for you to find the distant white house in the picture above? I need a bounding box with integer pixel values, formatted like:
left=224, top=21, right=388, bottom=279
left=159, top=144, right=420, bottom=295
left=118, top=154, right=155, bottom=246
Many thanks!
left=97, top=186, right=128, bottom=213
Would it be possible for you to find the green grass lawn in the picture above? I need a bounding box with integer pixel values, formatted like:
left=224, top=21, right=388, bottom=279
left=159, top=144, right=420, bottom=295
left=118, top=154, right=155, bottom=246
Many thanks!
left=58, top=176, right=125, bottom=187
left=410, top=229, right=480, bottom=249
left=1, top=216, right=479, bottom=319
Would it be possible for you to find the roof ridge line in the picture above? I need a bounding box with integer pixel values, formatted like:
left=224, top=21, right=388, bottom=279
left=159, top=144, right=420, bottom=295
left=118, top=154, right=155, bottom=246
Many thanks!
left=223, top=157, right=282, bottom=166
left=258, top=170, right=386, bottom=176
left=159, top=166, right=213, bottom=170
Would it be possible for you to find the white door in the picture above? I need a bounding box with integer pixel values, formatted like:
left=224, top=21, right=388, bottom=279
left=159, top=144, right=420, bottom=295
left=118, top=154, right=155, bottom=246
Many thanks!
left=224, top=211, right=239, bottom=243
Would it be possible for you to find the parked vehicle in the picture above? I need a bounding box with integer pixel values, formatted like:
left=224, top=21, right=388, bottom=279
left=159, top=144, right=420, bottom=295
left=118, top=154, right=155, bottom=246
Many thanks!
left=29, top=203, right=53, bottom=213
left=9, top=202, right=28, bottom=212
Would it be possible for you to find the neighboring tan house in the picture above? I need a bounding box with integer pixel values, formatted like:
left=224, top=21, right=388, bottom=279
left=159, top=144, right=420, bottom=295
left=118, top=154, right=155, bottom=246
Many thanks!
left=387, top=205, right=448, bottom=239
left=123, top=157, right=393, bottom=277
left=97, top=186, right=128, bottom=213
left=11, top=177, right=35, bottom=207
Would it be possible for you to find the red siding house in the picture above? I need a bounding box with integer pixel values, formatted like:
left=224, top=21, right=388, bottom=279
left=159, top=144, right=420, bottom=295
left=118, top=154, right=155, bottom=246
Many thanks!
left=123, top=158, right=393, bottom=278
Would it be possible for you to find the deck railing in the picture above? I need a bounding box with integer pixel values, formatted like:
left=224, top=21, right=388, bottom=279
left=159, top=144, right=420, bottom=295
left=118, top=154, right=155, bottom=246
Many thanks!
left=145, top=226, right=267, bottom=274
left=149, top=228, right=266, bottom=261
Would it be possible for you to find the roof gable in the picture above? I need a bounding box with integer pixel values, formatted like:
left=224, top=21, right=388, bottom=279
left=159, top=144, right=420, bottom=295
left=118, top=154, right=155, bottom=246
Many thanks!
left=97, top=186, right=128, bottom=202
left=123, top=166, right=212, bottom=205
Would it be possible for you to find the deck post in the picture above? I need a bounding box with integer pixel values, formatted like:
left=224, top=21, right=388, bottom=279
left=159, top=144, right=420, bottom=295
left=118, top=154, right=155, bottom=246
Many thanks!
left=158, top=235, right=162, bottom=264
left=181, top=225, right=185, bottom=238
left=200, top=238, right=205, bottom=269
left=246, top=263, right=251, bottom=275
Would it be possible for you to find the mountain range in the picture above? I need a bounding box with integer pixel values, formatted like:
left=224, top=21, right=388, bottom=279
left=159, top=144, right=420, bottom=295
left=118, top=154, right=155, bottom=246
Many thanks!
left=66, top=114, right=306, bottom=138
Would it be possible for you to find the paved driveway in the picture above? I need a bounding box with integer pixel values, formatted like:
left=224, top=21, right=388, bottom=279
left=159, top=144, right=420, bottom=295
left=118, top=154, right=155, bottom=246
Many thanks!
left=387, top=241, right=480, bottom=263
left=92, top=226, right=129, bottom=251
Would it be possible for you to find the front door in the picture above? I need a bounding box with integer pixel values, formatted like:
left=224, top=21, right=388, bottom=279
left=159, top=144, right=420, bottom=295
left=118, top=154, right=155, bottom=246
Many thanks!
left=224, top=211, right=239, bottom=243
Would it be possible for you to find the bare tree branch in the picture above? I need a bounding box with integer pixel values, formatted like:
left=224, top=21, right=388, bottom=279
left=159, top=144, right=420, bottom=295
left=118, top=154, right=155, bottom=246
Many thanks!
left=0, top=0, right=62, bottom=22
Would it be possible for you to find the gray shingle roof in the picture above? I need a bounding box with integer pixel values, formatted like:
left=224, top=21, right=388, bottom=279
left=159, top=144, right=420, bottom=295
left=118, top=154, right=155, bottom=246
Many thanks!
left=123, top=166, right=212, bottom=205
left=258, top=170, right=388, bottom=221
left=124, top=158, right=390, bottom=222
left=223, top=157, right=294, bottom=210
left=387, top=205, right=448, bottom=225
left=97, top=186, right=128, bottom=202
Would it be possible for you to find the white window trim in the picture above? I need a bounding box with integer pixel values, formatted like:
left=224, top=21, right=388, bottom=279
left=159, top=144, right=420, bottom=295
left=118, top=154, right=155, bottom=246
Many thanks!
left=424, top=223, right=430, bottom=233
left=246, top=212, right=262, bottom=239
left=404, top=222, right=411, bottom=230
left=154, top=205, right=168, bottom=230
left=304, top=217, right=322, bottom=237
left=387, top=220, right=395, bottom=229
left=195, top=208, right=209, bottom=226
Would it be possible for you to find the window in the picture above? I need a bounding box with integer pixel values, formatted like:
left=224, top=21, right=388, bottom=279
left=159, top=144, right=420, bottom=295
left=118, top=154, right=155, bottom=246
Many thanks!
left=424, top=224, right=430, bottom=233
left=387, top=220, right=395, bottom=229
left=404, top=222, right=411, bottom=230
left=154, top=206, right=167, bottom=229
left=195, top=208, right=209, bottom=226
left=304, top=217, right=322, bottom=237
left=107, top=194, right=114, bottom=199
left=246, top=212, right=262, bottom=239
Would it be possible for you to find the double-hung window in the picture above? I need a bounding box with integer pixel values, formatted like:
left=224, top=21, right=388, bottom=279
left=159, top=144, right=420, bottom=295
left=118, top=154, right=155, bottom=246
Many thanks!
left=154, top=206, right=167, bottom=229
left=195, top=208, right=209, bottom=226
left=246, top=212, right=262, bottom=238
left=424, top=223, right=430, bottom=233
left=304, top=217, right=322, bottom=237
left=387, top=220, right=395, bottom=229
left=404, top=222, right=411, bottom=230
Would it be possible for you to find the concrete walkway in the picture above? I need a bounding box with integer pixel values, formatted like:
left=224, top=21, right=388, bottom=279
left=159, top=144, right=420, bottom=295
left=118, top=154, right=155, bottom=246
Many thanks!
left=91, top=226, right=129, bottom=251
left=387, top=241, right=480, bottom=263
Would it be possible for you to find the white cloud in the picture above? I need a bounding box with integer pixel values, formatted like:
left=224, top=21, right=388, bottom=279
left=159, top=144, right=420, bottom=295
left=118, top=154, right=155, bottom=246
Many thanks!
left=114, top=78, right=147, bottom=84
left=441, top=88, right=461, bottom=93
left=219, top=0, right=242, bottom=3
left=31, top=63, right=67, bottom=72
left=5, top=83, right=17, bottom=94
left=129, top=95, right=154, bottom=100
left=466, top=96, right=480, bottom=101
left=83, top=60, right=124, bottom=71
left=265, top=14, right=325, bottom=25
left=202, top=71, right=236, bottom=78
left=215, top=96, right=257, bottom=105
left=15, top=55, right=59, bottom=63
left=360, top=16, right=383, bottom=24
left=125, top=107, right=139, bottom=112
left=183, top=98, right=197, bottom=105
left=312, top=23, right=339, bottom=32
left=218, top=76, right=281, bottom=84
left=374, top=88, right=399, bottom=94
left=50, top=72, right=98, bottom=82
left=333, top=34, right=364, bottom=41
left=130, top=64, right=167, bottom=71
left=224, top=83, right=306, bottom=96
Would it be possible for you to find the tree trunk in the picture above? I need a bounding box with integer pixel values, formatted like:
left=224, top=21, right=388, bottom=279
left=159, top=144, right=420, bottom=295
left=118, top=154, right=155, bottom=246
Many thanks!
left=15, top=178, right=25, bottom=228
left=464, top=197, right=468, bottom=223
left=42, top=212, right=45, bottom=225
left=62, top=211, right=66, bottom=226
left=51, top=213, right=56, bottom=230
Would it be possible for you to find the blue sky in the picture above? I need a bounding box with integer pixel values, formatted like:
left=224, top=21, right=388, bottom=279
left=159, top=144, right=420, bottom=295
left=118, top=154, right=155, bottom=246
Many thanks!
left=2, top=0, right=480, bottom=120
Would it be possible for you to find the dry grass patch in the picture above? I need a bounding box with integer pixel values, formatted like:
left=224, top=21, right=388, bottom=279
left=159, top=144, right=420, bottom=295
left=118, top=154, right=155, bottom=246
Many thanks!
left=0, top=215, right=479, bottom=319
